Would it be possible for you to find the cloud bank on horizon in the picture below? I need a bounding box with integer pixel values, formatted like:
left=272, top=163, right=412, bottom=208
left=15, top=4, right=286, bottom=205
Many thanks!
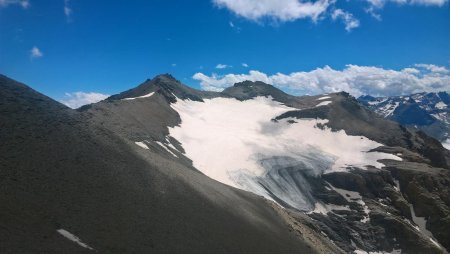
left=193, top=64, right=450, bottom=97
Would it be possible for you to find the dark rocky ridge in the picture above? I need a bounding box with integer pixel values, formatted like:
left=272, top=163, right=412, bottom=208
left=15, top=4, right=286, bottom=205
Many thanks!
left=1, top=74, right=337, bottom=253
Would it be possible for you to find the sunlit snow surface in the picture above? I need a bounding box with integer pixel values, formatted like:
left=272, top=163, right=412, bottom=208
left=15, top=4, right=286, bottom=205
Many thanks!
left=122, top=92, right=155, bottom=100
left=169, top=96, right=400, bottom=211
left=57, top=229, right=94, bottom=250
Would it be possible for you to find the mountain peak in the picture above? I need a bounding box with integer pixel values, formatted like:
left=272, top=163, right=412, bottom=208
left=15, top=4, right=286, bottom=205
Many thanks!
left=107, top=74, right=217, bottom=102
left=222, top=80, right=295, bottom=103
left=233, top=80, right=271, bottom=88
left=152, top=73, right=178, bottom=83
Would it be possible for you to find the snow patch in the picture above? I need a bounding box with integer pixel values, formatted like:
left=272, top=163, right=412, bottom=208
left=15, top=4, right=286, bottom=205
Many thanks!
left=354, top=249, right=401, bottom=254
left=328, top=184, right=370, bottom=223
left=442, top=139, right=450, bottom=150
left=308, top=202, right=350, bottom=215
left=122, top=92, right=155, bottom=100
left=393, top=179, right=401, bottom=192
left=377, top=102, right=399, bottom=117
left=165, top=137, right=180, bottom=153
left=317, top=96, right=331, bottom=100
left=435, top=101, right=447, bottom=109
left=316, top=100, right=332, bottom=107
left=57, top=229, right=94, bottom=250
left=368, top=98, right=387, bottom=106
left=135, top=141, right=149, bottom=150
left=155, top=141, right=178, bottom=158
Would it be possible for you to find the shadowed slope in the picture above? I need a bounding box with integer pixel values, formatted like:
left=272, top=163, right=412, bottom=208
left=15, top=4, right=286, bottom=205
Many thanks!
left=0, top=75, right=328, bottom=254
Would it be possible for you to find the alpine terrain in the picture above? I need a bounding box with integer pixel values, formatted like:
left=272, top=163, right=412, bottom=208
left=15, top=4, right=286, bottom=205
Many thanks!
left=1, top=74, right=450, bottom=254
left=358, top=93, right=450, bottom=149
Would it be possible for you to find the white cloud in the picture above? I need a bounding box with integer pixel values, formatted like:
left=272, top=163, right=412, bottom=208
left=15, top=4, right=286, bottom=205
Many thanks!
left=171, top=63, right=177, bottom=67
left=0, top=0, right=29, bottom=8
left=402, top=67, right=421, bottom=74
left=193, top=64, right=450, bottom=97
left=193, top=71, right=271, bottom=92
left=242, top=63, right=249, bottom=67
left=60, top=91, right=109, bottom=109
left=414, top=64, right=449, bottom=73
left=213, top=0, right=447, bottom=28
left=30, top=46, right=43, bottom=58
left=332, top=9, right=360, bottom=31
left=409, top=0, right=447, bottom=5
left=64, top=0, right=72, bottom=20
left=213, top=0, right=333, bottom=23
left=216, top=64, right=230, bottom=69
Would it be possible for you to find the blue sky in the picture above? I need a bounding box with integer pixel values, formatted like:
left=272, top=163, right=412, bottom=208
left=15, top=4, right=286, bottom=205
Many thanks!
left=0, top=0, right=449, bottom=107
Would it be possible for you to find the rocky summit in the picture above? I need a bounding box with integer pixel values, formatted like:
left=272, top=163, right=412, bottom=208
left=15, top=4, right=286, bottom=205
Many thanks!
left=1, top=74, right=450, bottom=254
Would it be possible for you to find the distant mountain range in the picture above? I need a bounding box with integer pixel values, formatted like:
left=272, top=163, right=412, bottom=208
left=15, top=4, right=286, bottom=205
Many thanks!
left=1, top=74, right=449, bottom=254
left=358, top=92, right=450, bottom=149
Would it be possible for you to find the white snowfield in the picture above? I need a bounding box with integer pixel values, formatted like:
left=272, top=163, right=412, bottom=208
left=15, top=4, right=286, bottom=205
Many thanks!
left=316, top=100, right=332, bottom=107
left=354, top=249, right=402, bottom=254
left=435, top=101, right=447, bottom=109
left=57, top=229, right=94, bottom=250
left=122, top=92, right=155, bottom=100
left=169, top=96, right=400, bottom=208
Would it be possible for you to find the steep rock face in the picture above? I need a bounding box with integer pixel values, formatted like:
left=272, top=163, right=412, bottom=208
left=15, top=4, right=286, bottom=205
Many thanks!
left=1, top=75, right=333, bottom=254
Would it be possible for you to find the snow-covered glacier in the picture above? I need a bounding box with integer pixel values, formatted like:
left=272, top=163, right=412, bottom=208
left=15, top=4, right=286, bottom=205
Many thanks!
left=169, top=96, right=401, bottom=211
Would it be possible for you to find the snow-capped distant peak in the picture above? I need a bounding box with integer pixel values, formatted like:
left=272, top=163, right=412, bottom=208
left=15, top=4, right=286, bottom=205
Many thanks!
left=358, top=92, right=450, bottom=145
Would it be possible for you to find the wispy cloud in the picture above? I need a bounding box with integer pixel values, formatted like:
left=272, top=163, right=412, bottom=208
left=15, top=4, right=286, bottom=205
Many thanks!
left=242, top=63, right=249, bottom=68
left=60, top=91, right=109, bottom=109
left=332, top=9, right=360, bottom=31
left=64, top=0, right=72, bottom=21
left=0, top=0, right=29, bottom=8
left=216, top=64, right=230, bottom=69
left=414, top=64, right=449, bottom=73
left=193, top=64, right=450, bottom=96
left=30, top=46, right=43, bottom=59
left=365, top=0, right=448, bottom=19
